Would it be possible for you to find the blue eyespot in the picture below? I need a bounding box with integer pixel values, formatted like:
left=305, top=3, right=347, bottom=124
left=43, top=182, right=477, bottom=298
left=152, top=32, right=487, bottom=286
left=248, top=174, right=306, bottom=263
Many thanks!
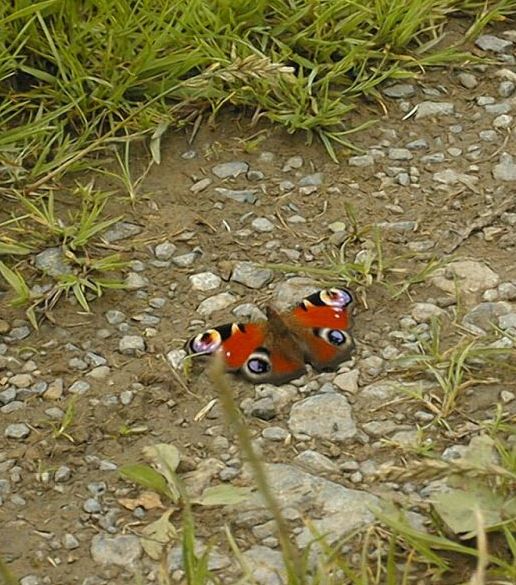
left=247, top=358, right=270, bottom=374
left=327, top=329, right=346, bottom=345
left=315, top=327, right=350, bottom=347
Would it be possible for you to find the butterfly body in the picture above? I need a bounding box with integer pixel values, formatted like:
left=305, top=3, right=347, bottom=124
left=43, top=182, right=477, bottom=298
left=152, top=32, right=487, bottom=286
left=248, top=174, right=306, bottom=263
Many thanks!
left=187, top=288, right=354, bottom=385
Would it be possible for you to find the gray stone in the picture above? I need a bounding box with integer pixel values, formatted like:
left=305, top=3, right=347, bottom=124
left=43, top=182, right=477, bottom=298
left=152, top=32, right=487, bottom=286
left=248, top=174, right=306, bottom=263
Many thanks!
left=391, top=430, right=419, bottom=446
left=383, top=83, right=416, bottom=98
left=154, top=241, right=177, bottom=260
left=328, top=221, right=346, bottom=233
left=83, top=498, right=102, bottom=513
left=90, top=533, right=142, bottom=568
left=55, top=465, right=72, bottom=482
left=171, top=251, right=200, bottom=267
left=432, top=261, right=500, bottom=294
left=406, top=138, right=428, bottom=150
left=88, top=481, right=107, bottom=496
left=63, top=533, right=80, bottom=549
left=411, top=303, right=446, bottom=323
left=444, top=145, right=464, bottom=158
left=247, top=170, right=265, bottom=181
left=182, top=149, right=196, bottom=159
left=493, top=153, right=516, bottom=181
left=236, top=464, right=378, bottom=548
left=388, top=148, right=412, bottom=161
left=477, top=96, right=495, bottom=106
left=242, top=545, right=285, bottom=585
left=45, top=407, right=64, bottom=419
left=5, top=423, right=30, bottom=439
left=333, top=370, right=359, bottom=393
left=279, top=182, right=294, bottom=195
left=359, top=355, right=384, bottom=377
left=119, top=335, right=145, bottom=355
left=415, top=101, right=454, bottom=119
left=479, top=129, right=498, bottom=141
left=295, top=450, right=338, bottom=474
left=68, top=380, right=90, bottom=394
left=397, top=172, right=410, bottom=185
left=231, top=262, right=273, bottom=289
left=499, top=313, right=516, bottom=330
left=433, top=169, right=479, bottom=189
left=282, top=156, right=303, bottom=171
left=166, top=349, right=187, bottom=369
left=493, top=114, right=513, bottom=129
left=299, top=172, right=323, bottom=186
left=214, top=188, right=258, bottom=204
left=262, top=426, right=289, bottom=442
left=288, top=392, right=356, bottom=441
left=348, top=154, right=374, bottom=167
left=20, top=577, right=40, bottom=585
left=7, top=325, right=30, bottom=340
left=359, top=380, right=413, bottom=401
left=252, top=217, right=275, bottom=232
left=502, top=213, right=516, bottom=226
left=457, top=72, right=478, bottom=89
left=212, top=161, right=248, bottom=179
left=197, top=292, right=236, bottom=317
left=233, top=303, right=267, bottom=321
left=189, top=272, right=221, bottom=291
left=362, top=420, right=400, bottom=437
left=105, top=309, right=125, bottom=324
left=9, top=373, right=32, bottom=388
left=475, top=34, right=513, bottom=53
left=1, top=401, right=24, bottom=413
left=190, top=178, right=212, bottom=193
left=0, top=387, right=17, bottom=405
left=125, top=272, right=148, bottom=290
left=463, top=302, right=512, bottom=333
left=376, top=221, right=417, bottom=232
left=149, top=297, right=167, bottom=309
left=87, top=366, right=110, bottom=380
left=486, top=102, right=512, bottom=115
left=248, top=398, right=277, bottom=421
left=421, top=152, right=445, bottom=164
left=69, top=357, right=88, bottom=371
left=168, top=540, right=230, bottom=572
left=34, top=247, right=72, bottom=277
left=85, top=352, right=107, bottom=367
left=498, top=80, right=515, bottom=97
left=498, top=283, right=516, bottom=301
left=272, top=278, right=318, bottom=311
left=103, top=222, right=142, bottom=242
left=131, top=260, right=145, bottom=272
left=408, top=240, right=435, bottom=252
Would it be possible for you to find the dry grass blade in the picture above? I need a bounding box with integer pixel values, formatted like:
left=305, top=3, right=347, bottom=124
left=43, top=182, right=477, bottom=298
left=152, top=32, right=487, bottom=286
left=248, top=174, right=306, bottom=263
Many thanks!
left=209, top=355, right=304, bottom=585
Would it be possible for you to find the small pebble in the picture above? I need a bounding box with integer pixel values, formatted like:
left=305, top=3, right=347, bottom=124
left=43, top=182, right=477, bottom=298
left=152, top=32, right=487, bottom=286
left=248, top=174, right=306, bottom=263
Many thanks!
left=5, top=423, right=30, bottom=439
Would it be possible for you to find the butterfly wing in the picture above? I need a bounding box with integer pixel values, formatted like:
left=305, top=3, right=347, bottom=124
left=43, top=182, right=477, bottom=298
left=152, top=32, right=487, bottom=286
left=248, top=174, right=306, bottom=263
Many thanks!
left=187, top=322, right=265, bottom=371
left=187, top=318, right=307, bottom=384
left=289, top=288, right=355, bottom=371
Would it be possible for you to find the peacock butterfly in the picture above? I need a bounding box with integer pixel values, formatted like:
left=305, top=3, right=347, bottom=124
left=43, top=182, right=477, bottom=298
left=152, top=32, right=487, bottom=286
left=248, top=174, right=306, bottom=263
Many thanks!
left=186, top=287, right=355, bottom=384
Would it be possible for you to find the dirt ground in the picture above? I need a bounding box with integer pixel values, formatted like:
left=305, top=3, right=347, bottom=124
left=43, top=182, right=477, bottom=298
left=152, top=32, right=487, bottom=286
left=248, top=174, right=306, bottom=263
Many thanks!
left=1, top=26, right=515, bottom=584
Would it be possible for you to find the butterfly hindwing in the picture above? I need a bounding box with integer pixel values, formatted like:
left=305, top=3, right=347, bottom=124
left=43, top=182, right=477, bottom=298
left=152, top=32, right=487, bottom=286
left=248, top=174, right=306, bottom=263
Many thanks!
left=290, top=287, right=354, bottom=370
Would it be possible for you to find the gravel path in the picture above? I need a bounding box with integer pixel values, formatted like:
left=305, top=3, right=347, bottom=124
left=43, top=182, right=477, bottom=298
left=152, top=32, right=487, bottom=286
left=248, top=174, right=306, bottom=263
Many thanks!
left=1, top=29, right=515, bottom=585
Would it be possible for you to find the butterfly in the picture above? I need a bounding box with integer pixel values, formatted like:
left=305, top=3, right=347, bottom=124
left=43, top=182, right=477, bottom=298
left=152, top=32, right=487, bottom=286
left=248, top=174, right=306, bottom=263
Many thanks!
left=186, top=287, right=354, bottom=385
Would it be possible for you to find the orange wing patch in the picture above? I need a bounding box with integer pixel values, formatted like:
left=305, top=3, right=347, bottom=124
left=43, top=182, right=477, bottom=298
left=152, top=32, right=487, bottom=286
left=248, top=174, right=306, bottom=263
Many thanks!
left=220, top=323, right=266, bottom=370
left=292, top=304, right=350, bottom=329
